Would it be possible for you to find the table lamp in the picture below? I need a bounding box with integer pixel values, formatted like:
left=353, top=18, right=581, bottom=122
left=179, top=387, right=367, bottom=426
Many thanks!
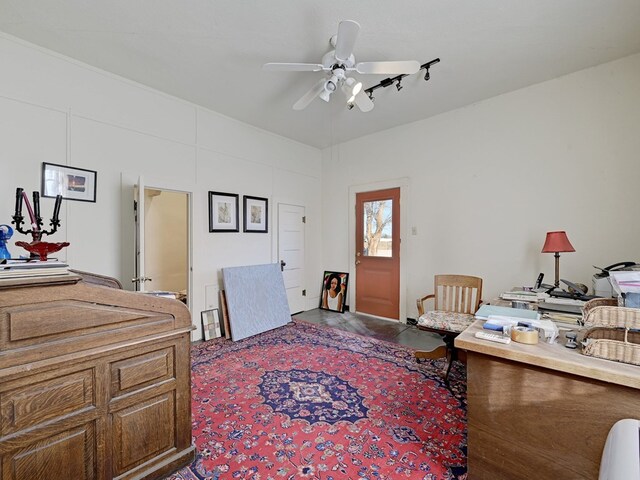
left=541, top=231, right=575, bottom=288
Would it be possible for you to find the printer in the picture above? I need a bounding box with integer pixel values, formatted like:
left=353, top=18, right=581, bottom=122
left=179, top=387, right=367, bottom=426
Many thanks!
left=593, top=262, right=640, bottom=297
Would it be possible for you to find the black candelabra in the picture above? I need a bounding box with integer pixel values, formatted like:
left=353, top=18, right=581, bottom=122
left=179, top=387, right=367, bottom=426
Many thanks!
left=12, top=187, right=62, bottom=242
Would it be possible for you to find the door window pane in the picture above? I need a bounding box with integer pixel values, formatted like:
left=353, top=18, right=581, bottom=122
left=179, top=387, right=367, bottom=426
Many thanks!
left=363, top=199, right=392, bottom=257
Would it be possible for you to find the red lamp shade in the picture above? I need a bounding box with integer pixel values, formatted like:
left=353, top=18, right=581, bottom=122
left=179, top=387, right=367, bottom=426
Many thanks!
left=541, top=231, right=575, bottom=253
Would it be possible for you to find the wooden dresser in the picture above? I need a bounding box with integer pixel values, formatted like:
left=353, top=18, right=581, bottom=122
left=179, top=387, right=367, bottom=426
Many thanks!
left=0, top=274, right=195, bottom=480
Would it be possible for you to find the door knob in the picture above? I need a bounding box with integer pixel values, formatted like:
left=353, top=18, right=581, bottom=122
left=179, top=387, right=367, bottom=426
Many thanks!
left=131, top=276, right=152, bottom=283
left=280, top=260, right=286, bottom=271
left=355, top=260, right=361, bottom=265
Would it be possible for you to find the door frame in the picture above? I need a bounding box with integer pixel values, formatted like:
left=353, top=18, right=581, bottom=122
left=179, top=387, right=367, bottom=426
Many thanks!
left=348, top=178, right=409, bottom=323
left=122, top=172, right=194, bottom=319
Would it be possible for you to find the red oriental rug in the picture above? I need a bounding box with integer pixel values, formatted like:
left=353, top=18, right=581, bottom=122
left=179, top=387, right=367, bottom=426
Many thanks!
left=168, top=321, right=467, bottom=480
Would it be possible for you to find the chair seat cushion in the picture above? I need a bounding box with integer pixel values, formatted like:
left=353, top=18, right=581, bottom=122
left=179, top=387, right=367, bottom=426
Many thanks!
left=417, top=311, right=475, bottom=333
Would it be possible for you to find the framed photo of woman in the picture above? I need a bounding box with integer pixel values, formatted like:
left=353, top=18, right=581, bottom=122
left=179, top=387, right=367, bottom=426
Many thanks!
left=319, top=271, right=349, bottom=313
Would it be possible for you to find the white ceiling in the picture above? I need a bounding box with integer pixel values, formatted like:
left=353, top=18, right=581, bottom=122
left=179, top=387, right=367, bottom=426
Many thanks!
left=1, top=1, right=639, bottom=149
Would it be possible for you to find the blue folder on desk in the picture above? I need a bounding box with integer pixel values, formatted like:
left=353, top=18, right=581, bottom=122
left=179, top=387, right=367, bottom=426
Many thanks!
left=475, top=304, right=540, bottom=321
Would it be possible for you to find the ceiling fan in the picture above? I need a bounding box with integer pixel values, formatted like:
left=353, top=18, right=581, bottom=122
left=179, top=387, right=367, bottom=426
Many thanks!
left=263, top=20, right=420, bottom=112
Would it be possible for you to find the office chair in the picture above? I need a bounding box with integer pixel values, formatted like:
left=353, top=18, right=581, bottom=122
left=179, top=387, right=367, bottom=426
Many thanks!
left=415, top=274, right=483, bottom=383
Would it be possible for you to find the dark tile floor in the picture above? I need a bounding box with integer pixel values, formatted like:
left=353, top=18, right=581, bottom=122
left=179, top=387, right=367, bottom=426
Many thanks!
left=293, top=308, right=444, bottom=351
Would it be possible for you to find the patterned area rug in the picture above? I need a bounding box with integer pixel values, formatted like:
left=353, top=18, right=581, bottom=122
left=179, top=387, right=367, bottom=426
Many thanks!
left=168, top=321, right=467, bottom=480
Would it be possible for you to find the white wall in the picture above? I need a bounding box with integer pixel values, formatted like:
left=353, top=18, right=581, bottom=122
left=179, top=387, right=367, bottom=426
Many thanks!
left=0, top=34, right=323, bottom=339
left=322, top=53, right=640, bottom=318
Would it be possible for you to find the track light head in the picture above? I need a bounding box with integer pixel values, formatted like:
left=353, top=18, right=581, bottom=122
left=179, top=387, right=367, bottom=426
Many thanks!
left=396, top=80, right=403, bottom=91
left=424, top=69, right=430, bottom=81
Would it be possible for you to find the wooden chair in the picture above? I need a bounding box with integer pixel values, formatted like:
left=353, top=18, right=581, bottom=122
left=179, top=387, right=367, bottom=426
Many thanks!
left=415, top=274, right=483, bottom=383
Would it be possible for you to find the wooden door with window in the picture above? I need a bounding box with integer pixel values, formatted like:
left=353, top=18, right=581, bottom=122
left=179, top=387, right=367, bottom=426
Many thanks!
left=355, top=187, right=400, bottom=319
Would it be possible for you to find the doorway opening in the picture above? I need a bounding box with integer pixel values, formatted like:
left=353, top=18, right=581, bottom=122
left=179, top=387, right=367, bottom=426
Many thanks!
left=134, top=185, right=190, bottom=307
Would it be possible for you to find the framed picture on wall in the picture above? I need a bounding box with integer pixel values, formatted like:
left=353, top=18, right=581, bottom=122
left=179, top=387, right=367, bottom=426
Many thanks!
left=319, top=271, right=349, bottom=313
left=41, top=162, right=97, bottom=202
left=208, top=191, right=239, bottom=232
left=243, top=195, right=268, bottom=233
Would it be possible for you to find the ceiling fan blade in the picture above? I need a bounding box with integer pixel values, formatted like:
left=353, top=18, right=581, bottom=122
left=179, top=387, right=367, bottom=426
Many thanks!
left=334, top=20, right=360, bottom=62
left=353, top=91, right=374, bottom=112
left=263, top=63, right=326, bottom=72
left=354, top=60, right=420, bottom=75
left=293, top=78, right=326, bottom=110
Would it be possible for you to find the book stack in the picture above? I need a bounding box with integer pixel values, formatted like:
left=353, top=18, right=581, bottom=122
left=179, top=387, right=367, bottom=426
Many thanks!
left=0, top=259, right=70, bottom=279
left=541, top=311, right=583, bottom=329
left=537, top=298, right=584, bottom=315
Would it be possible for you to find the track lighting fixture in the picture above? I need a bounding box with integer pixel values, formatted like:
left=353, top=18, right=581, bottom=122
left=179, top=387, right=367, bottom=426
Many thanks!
left=422, top=58, right=440, bottom=81
left=360, top=57, right=440, bottom=108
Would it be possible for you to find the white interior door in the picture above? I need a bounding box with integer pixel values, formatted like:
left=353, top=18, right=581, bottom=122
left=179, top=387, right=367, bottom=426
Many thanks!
left=278, top=203, right=306, bottom=314
left=133, top=176, right=148, bottom=292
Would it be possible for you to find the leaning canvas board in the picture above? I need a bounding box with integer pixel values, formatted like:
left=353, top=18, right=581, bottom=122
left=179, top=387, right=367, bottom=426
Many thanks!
left=222, top=263, right=291, bottom=341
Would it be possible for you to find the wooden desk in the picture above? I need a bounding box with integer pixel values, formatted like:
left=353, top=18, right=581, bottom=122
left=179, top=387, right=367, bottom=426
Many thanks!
left=456, top=320, right=640, bottom=480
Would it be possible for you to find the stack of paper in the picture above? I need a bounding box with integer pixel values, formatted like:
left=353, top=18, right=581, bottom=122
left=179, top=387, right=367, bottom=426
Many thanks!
left=610, top=271, right=640, bottom=295
left=0, top=259, right=70, bottom=279
left=542, top=311, right=582, bottom=328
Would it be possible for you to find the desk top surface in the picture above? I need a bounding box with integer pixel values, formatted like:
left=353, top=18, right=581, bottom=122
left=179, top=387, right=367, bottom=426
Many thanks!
left=456, top=320, right=640, bottom=390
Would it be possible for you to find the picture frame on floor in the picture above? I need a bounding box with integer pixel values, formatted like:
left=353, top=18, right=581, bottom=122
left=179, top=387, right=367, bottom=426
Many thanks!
left=319, top=271, right=349, bottom=313
left=201, top=308, right=223, bottom=340
left=219, top=290, right=232, bottom=340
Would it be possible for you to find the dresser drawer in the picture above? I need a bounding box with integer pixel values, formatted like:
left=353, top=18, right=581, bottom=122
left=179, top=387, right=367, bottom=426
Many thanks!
left=0, top=369, right=94, bottom=436
left=110, top=347, right=174, bottom=398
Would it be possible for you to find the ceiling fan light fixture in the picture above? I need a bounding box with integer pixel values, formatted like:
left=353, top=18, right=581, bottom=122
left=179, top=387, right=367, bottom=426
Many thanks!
left=325, top=76, right=338, bottom=92
left=266, top=20, right=430, bottom=111
left=342, top=77, right=362, bottom=98
left=319, top=89, right=332, bottom=102
left=319, top=75, right=338, bottom=102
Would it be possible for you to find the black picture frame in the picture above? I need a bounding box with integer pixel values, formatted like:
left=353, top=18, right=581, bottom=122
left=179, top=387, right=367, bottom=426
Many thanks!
left=208, top=191, right=239, bottom=232
left=319, top=271, right=349, bottom=313
left=41, top=162, right=97, bottom=203
left=243, top=195, right=268, bottom=233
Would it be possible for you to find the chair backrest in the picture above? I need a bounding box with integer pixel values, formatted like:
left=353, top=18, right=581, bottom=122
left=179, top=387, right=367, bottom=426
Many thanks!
left=434, top=274, right=483, bottom=314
